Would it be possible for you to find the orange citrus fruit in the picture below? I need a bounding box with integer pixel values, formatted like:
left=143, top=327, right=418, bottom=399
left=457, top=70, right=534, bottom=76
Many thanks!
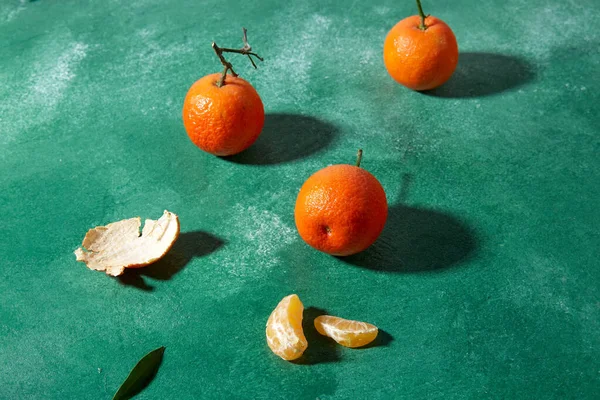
left=294, top=151, right=388, bottom=256
left=383, top=0, right=458, bottom=91
left=182, top=72, right=265, bottom=156
left=314, top=315, right=378, bottom=348
left=265, top=294, right=308, bottom=361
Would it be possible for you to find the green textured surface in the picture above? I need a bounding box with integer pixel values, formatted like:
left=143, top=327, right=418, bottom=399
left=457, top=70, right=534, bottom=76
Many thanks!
left=1, top=0, right=599, bottom=398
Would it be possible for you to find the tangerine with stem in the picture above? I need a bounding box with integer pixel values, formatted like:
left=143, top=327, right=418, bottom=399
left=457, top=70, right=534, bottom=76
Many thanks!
left=383, top=0, right=458, bottom=91
left=294, top=150, right=388, bottom=256
left=182, top=28, right=265, bottom=156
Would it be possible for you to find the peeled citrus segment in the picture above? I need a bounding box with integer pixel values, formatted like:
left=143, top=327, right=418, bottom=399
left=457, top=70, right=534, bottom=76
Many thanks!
left=266, top=294, right=308, bottom=361
left=74, top=210, right=180, bottom=276
left=314, top=315, right=378, bottom=348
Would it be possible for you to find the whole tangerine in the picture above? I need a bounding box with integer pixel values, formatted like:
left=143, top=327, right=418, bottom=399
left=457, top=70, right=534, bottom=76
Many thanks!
left=182, top=28, right=265, bottom=156
left=294, top=150, right=388, bottom=256
left=383, top=0, right=458, bottom=91
left=182, top=73, right=264, bottom=156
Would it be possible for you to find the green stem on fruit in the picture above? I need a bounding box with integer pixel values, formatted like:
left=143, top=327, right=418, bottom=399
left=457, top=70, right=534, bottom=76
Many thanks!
left=416, top=0, right=429, bottom=30
left=212, top=28, right=264, bottom=87
left=356, top=149, right=363, bottom=168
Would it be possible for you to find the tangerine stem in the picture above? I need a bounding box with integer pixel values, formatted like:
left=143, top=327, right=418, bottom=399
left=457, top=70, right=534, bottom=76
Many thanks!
left=212, top=42, right=237, bottom=87
left=416, top=0, right=428, bottom=30
left=211, top=28, right=263, bottom=88
left=218, top=65, right=229, bottom=87
left=356, top=149, right=363, bottom=168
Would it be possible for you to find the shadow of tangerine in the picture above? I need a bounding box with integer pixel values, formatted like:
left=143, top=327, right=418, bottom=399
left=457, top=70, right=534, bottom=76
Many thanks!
left=339, top=205, right=478, bottom=273
left=292, top=307, right=341, bottom=365
left=425, top=52, right=536, bottom=98
left=221, top=113, right=338, bottom=165
left=358, top=329, right=394, bottom=350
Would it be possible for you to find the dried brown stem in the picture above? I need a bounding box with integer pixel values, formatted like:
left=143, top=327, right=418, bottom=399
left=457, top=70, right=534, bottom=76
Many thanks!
left=212, top=28, right=263, bottom=87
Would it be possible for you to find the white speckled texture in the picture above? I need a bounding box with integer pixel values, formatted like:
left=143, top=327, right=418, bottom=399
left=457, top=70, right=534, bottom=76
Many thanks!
left=1, top=0, right=599, bottom=398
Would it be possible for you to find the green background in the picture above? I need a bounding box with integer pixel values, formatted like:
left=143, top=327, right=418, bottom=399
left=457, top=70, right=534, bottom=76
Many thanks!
left=1, top=0, right=599, bottom=398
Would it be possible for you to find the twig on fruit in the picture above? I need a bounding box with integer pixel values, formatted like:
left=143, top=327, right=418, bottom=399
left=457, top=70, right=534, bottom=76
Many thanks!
left=416, top=0, right=430, bottom=30
left=356, top=149, right=363, bottom=168
left=212, top=28, right=264, bottom=87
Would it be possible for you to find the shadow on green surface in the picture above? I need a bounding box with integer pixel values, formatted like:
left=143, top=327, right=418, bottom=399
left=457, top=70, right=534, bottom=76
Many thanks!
left=340, top=174, right=477, bottom=272
left=118, top=231, right=225, bottom=291
left=425, top=52, right=536, bottom=98
left=293, top=307, right=341, bottom=365
left=340, top=204, right=477, bottom=272
left=358, top=329, right=394, bottom=350
left=221, top=113, right=338, bottom=165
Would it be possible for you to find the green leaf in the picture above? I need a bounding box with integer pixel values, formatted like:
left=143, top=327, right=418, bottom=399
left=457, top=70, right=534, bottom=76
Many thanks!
left=112, top=346, right=165, bottom=400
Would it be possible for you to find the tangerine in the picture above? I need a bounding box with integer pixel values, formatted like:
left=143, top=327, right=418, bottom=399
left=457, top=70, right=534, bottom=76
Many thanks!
left=182, top=29, right=265, bottom=156
left=294, top=150, right=387, bottom=256
left=182, top=73, right=264, bottom=156
left=314, top=315, right=378, bottom=348
left=265, top=294, right=308, bottom=361
left=383, top=0, right=458, bottom=91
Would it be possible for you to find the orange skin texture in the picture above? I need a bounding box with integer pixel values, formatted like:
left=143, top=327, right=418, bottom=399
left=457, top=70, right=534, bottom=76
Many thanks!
left=182, top=73, right=265, bottom=156
left=294, top=165, right=388, bottom=256
left=383, top=15, right=458, bottom=91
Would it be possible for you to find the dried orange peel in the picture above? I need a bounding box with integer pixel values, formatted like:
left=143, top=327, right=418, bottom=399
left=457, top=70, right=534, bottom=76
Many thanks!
left=74, top=210, right=180, bottom=276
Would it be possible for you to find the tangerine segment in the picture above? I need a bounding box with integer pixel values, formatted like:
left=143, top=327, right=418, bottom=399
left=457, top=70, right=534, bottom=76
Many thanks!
left=314, top=315, right=378, bottom=348
left=266, top=294, right=308, bottom=361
